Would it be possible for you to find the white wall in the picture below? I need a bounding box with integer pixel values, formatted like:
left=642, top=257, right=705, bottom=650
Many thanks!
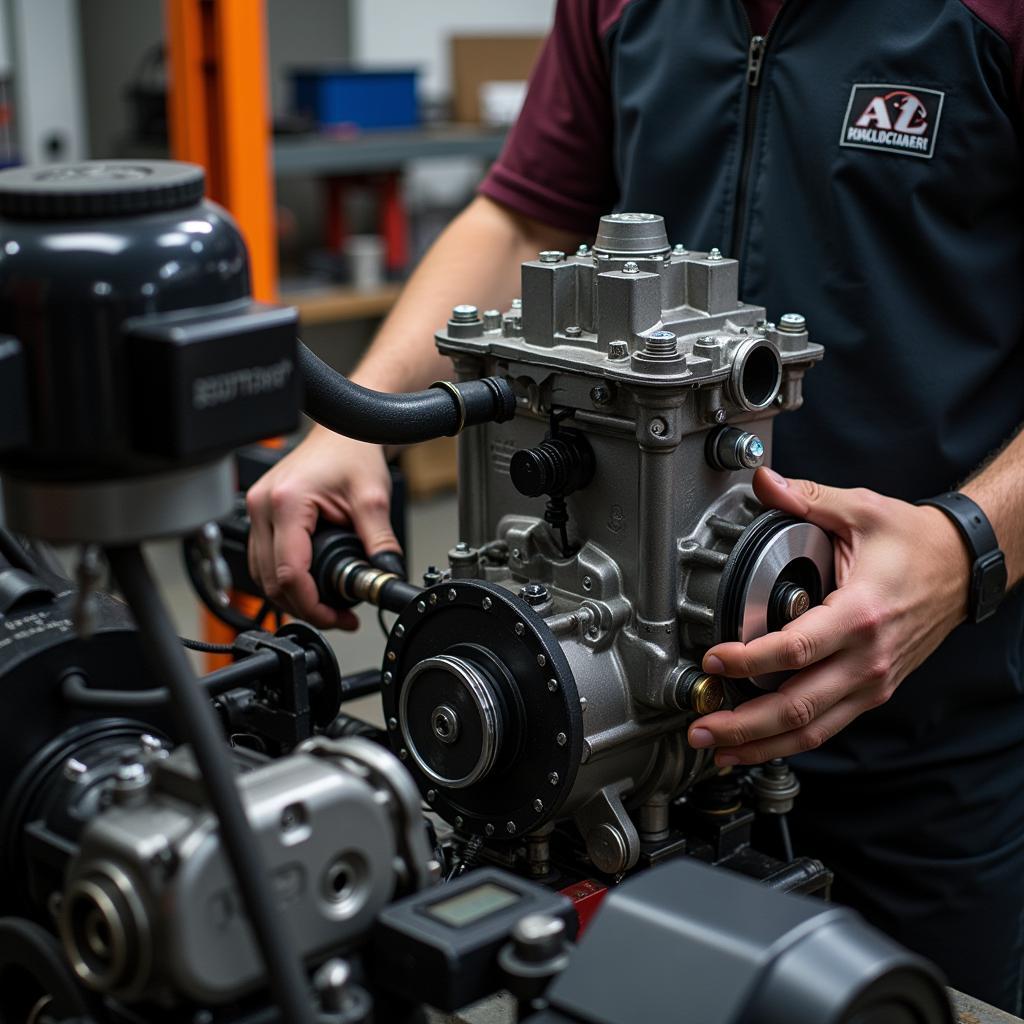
left=351, top=0, right=556, bottom=102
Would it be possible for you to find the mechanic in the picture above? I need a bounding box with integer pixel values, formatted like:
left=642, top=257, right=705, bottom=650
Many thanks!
left=247, top=0, right=1024, bottom=1010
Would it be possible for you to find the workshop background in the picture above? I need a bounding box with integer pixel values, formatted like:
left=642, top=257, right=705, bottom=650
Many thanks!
left=0, top=0, right=558, bottom=694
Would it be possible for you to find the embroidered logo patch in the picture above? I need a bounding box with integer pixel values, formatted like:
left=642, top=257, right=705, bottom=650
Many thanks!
left=840, top=84, right=944, bottom=160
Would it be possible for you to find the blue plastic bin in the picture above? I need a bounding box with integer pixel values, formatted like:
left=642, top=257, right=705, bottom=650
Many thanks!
left=292, top=69, right=420, bottom=131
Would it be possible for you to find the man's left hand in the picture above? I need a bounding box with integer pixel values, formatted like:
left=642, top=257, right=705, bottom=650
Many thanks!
left=687, top=467, right=971, bottom=766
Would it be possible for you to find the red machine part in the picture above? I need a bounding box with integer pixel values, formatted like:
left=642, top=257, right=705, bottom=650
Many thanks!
left=560, top=878, right=609, bottom=936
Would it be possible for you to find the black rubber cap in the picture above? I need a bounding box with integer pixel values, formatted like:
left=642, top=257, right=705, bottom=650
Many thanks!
left=0, top=160, right=206, bottom=220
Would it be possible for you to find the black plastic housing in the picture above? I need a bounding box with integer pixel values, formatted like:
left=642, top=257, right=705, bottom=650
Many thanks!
left=0, top=160, right=300, bottom=482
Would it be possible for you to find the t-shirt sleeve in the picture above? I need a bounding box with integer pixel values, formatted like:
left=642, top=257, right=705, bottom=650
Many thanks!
left=478, top=0, right=622, bottom=236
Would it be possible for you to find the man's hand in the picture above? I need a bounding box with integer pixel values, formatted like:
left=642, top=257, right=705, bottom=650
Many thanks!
left=687, top=467, right=972, bottom=766
left=245, top=428, right=400, bottom=631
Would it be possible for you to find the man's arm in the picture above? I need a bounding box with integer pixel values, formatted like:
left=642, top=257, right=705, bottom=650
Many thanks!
left=246, top=196, right=578, bottom=628
left=687, top=428, right=1024, bottom=765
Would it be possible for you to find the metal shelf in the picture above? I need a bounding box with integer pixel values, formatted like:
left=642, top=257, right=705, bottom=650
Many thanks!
left=273, top=125, right=506, bottom=176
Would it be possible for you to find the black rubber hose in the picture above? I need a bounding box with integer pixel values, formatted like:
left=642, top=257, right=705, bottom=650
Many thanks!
left=104, top=546, right=315, bottom=1024
left=298, top=342, right=515, bottom=444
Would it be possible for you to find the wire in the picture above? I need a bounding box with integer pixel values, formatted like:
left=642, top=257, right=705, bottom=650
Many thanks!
left=179, top=636, right=235, bottom=654
left=104, top=545, right=315, bottom=1024
left=182, top=537, right=275, bottom=634
left=779, top=814, right=795, bottom=862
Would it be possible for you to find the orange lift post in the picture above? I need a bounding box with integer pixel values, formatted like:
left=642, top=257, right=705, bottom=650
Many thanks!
left=164, top=0, right=280, bottom=655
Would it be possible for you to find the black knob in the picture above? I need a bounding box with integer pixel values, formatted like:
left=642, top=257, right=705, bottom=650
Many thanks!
left=509, top=430, right=595, bottom=498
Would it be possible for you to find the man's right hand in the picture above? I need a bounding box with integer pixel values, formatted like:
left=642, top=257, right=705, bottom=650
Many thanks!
left=245, top=426, right=400, bottom=630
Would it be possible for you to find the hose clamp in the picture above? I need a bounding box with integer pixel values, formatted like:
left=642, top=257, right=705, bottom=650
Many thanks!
left=430, top=380, right=466, bottom=435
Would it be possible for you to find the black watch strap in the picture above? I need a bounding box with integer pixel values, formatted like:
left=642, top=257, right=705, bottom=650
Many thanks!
left=916, top=492, right=1007, bottom=623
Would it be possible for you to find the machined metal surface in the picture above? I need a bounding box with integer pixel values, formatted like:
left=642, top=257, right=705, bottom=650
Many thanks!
left=2, top=459, right=235, bottom=544
left=411, top=211, right=832, bottom=871
left=60, top=738, right=433, bottom=1004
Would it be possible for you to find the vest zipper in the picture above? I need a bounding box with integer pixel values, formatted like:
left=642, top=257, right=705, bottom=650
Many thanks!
left=730, top=3, right=788, bottom=263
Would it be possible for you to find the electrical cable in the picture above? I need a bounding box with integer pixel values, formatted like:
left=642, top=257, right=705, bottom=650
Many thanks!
left=779, top=815, right=795, bottom=863
left=179, top=636, right=236, bottom=654
left=182, top=537, right=273, bottom=633
left=104, top=545, right=315, bottom=1024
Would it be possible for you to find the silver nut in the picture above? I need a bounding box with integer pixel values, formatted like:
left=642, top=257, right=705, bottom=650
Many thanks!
left=672, top=242, right=687, bottom=254
left=533, top=799, right=544, bottom=813
left=622, top=261, right=640, bottom=274
left=707, top=247, right=723, bottom=261
left=564, top=324, right=583, bottom=337
left=608, top=340, right=630, bottom=360
left=539, top=250, right=566, bottom=263
left=548, top=772, right=560, bottom=785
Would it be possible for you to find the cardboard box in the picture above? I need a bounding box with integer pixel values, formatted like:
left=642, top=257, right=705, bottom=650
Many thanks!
left=450, top=35, right=545, bottom=124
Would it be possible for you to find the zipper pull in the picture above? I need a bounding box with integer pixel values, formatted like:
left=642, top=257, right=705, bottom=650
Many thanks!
left=746, top=35, right=765, bottom=87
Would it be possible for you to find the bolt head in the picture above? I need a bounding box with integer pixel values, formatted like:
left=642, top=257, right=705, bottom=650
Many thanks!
left=520, top=582, right=549, bottom=606
left=590, top=384, right=611, bottom=405
left=556, top=732, right=567, bottom=747
left=454, top=815, right=464, bottom=827
left=537, top=654, right=547, bottom=668
left=608, top=340, right=630, bottom=360
left=622, top=261, right=640, bottom=274
left=539, top=250, right=566, bottom=263
left=451, top=303, right=480, bottom=322
left=426, top=789, right=437, bottom=802
left=565, top=324, right=583, bottom=337
left=394, top=623, right=405, bottom=637
left=482, top=596, right=492, bottom=611
left=399, top=748, right=408, bottom=760
left=649, top=417, right=668, bottom=437
left=485, top=823, right=495, bottom=836
left=714, top=408, right=728, bottom=424
left=779, top=312, right=807, bottom=333
left=448, top=588, right=457, bottom=601
left=582, top=575, right=593, bottom=591
left=547, top=678, right=558, bottom=692
left=388, top=717, right=398, bottom=730
left=548, top=772, right=560, bottom=785
left=707, top=247, right=723, bottom=261
left=506, top=820, right=517, bottom=833
left=515, top=622, right=525, bottom=636
left=576, top=243, right=590, bottom=255
left=532, top=799, right=544, bottom=813
left=673, top=243, right=687, bottom=254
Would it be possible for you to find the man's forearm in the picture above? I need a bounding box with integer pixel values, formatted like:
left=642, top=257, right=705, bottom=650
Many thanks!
left=961, top=426, right=1024, bottom=587
left=344, top=195, right=578, bottom=395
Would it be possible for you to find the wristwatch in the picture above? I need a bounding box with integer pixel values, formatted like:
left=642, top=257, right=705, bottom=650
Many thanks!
left=916, top=492, right=1007, bottom=623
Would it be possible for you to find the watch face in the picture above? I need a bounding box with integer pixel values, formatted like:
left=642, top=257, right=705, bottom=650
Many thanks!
left=973, top=551, right=1008, bottom=622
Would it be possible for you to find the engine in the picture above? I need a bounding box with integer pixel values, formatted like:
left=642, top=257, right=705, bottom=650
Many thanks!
left=381, top=212, right=834, bottom=874
left=0, top=163, right=956, bottom=1024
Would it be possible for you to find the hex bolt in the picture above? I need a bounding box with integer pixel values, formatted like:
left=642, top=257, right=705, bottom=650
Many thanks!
left=451, top=304, right=480, bottom=323
left=779, top=312, right=807, bottom=334
left=714, top=408, right=728, bottom=424
left=448, top=588, right=457, bottom=601
left=537, top=654, right=547, bottom=667
left=556, top=732, right=567, bottom=746
left=511, top=297, right=522, bottom=309
left=547, top=679, right=559, bottom=692
left=532, top=799, right=544, bottom=813
left=399, top=748, right=409, bottom=760
left=622, top=261, right=640, bottom=274
left=422, top=565, right=443, bottom=586
left=506, top=820, right=517, bottom=834
left=564, top=324, right=583, bottom=337
left=582, top=575, right=593, bottom=591
left=539, top=250, right=566, bottom=263
left=673, top=242, right=687, bottom=255
left=485, top=823, right=495, bottom=836
left=707, top=247, right=723, bottom=261
left=649, top=418, right=668, bottom=437
left=608, top=340, right=630, bottom=360
left=383, top=671, right=393, bottom=684
left=644, top=330, right=678, bottom=358
left=394, top=623, right=405, bottom=638
left=576, top=243, right=590, bottom=256
left=590, top=384, right=611, bottom=405
left=548, top=772, right=560, bottom=785
left=388, top=717, right=398, bottom=730
left=482, top=308, right=503, bottom=330
left=416, top=600, right=426, bottom=613
left=482, top=597, right=493, bottom=611
left=427, top=789, right=437, bottom=803
left=520, top=582, right=549, bottom=606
